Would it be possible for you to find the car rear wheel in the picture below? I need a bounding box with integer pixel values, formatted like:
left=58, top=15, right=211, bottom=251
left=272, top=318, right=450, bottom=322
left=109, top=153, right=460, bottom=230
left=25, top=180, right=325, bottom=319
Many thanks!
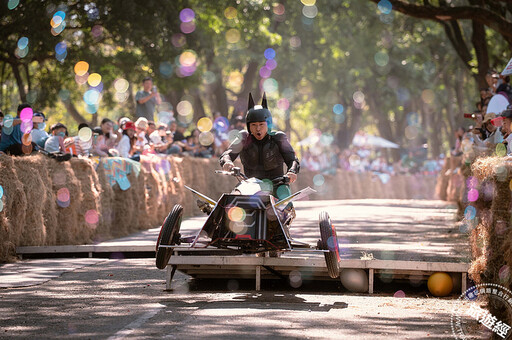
left=319, top=211, right=341, bottom=279
left=156, top=204, right=183, bottom=270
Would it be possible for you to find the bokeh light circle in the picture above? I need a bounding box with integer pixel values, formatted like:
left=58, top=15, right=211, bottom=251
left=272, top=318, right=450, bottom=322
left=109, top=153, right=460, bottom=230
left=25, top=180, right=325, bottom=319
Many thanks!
left=87, top=73, right=102, bottom=87
left=266, top=59, right=277, bottom=70
left=226, top=29, right=241, bottom=44
left=496, top=143, right=507, bottom=157
left=378, top=0, right=392, bottom=14
left=228, top=207, right=245, bottom=222
left=197, top=117, right=213, bottom=132
left=302, top=5, right=318, bottom=19
left=333, top=104, right=344, bottom=114
left=313, top=174, right=325, bottom=186
left=468, top=189, right=479, bottom=202
left=353, top=91, right=365, bottom=103
left=85, top=209, right=99, bottom=225
left=180, top=21, right=196, bottom=34
left=114, top=78, right=129, bottom=93
left=213, top=116, right=229, bottom=133
left=0, top=185, right=3, bottom=199
left=228, top=130, right=242, bottom=143
left=259, top=67, right=271, bottom=79
left=8, top=0, right=20, bottom=10
left=301, top=0, right=316, bottom=5
left=57, top=187, right=70, bottom=202
left=78, top=127, right=93, bottom=142
left=464, top=206, right=476, bottom=220
left=22, top=133, right=32, bottom=146
left=374, top=51, right=389, bottom=67
left=20, top=107, right=34, bottom=122
left=179, top=50, right=197, bottom=67
left=17, top=37, right=29, bottom=49
left=199, top=131, right=214, bottom=146
left=277, top=98, right=290, bottom=111
left=177, top=100, right=193, bottom=116
left=84, top=89, right=100, bottom=105
left=224, top=7, right=237, bottom=19
left=264, top=48, right=276, bottom=60
left=55, top=41, right=67, bottom=54
left=74, top=61, right=89, bottom=76
left=179, top=8, right=195, bottom=23
left=262, top=78, right=278, bottom=94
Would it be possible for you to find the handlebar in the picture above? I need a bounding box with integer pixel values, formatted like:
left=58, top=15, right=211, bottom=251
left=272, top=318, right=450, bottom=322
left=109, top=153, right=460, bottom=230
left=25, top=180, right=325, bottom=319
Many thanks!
left=214, top=167, right=248, bottom=182
left=215, top=167, right=290, bottom=186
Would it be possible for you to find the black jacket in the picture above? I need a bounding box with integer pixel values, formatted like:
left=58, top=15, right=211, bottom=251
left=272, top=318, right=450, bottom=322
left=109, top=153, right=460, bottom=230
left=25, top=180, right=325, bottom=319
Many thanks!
left=220, top=130, right=300, bottom=180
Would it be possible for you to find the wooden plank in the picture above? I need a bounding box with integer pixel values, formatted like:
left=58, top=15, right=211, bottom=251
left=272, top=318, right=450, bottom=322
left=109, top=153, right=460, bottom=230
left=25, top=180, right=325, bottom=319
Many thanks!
left=256, top=266, right=261, bottom=291
left=16, top=244, right=155, bottom=254
left=169, top=256, right=469, bottom=272
left=369, top=268, right=374, bottom=294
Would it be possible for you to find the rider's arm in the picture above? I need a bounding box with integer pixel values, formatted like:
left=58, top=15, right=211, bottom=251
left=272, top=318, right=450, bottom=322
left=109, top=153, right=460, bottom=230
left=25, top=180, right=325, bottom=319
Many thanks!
left=219, top=130, right=247, bottom=169
left=274, top=131, right=300, bottom=175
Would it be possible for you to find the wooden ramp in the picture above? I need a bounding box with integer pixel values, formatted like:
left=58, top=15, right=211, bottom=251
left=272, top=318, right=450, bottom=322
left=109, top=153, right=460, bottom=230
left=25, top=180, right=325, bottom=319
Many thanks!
left=166, top=247, right=470, bottom=294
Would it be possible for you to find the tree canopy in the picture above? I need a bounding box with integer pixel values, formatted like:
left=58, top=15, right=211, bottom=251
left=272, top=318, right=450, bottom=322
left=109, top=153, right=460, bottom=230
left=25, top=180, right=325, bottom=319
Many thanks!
left=1, top=0, right=509, bottom=157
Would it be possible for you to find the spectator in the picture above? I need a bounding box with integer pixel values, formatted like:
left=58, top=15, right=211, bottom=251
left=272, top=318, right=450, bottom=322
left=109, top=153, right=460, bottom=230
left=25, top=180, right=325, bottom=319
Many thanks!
left=134, top=117, right=149, bottom=154
left=93, top=118, right=117, bottom=157
left=116, top=121, right=139, bottom=161
left=173, top=122, right=187, bottom=142
left=44, top=123, right=69, bottom=154
left=451, top=127, right=465, bottom=156
left=499, top=109, right=512, bottom=154
left=149, top=123, right=181, bottom=155
left=0, top=103, right=37, bottom=156
left=30, top=111, right=50, bottom=149
left=74, top=123, right=93, bottom=157
left=135, top=76, right=161, bottom=121
left=146, top=121, right=156, bottom=141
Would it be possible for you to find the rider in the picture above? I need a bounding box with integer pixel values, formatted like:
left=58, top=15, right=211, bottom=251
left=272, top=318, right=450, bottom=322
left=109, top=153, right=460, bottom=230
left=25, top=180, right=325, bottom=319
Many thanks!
left=220, top=93, right=300, bottom=201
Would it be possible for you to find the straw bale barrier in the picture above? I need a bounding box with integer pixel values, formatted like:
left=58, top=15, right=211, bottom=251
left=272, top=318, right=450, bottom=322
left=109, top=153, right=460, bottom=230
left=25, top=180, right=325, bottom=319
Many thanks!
left=0, top=155, right=437, bottom=262
left=468, top=156, right=512, bottom=327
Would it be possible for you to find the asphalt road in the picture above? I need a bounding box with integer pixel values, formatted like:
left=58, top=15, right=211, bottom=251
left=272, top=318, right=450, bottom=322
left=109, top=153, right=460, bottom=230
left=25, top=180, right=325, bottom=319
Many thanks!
left=0, top=199, right=477, bottom=339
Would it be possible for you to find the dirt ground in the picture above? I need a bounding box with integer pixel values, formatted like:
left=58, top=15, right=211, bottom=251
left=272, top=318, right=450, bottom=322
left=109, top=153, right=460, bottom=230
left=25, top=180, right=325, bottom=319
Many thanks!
left=0, top=258, right=481, bottom=340
left=0, top=199, right=479, bottom=339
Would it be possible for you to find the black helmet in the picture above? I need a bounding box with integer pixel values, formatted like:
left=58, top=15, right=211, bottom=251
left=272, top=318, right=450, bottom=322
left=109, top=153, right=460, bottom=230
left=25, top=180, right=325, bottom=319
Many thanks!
left=246, top=92, right=273, bottom=131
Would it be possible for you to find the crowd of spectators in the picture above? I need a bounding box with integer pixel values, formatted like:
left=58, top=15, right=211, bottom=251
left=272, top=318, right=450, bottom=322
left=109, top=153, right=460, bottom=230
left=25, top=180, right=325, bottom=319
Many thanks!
left=0, top=102, right=247, bottom=163
left=451, top=70, right=512, bottom=160
left=301, top=145, right=443, bottom=178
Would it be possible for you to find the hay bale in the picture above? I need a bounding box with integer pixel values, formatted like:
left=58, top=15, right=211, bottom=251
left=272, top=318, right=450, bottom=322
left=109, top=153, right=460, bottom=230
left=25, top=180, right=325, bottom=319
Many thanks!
left=95, top=164, right=114, bottom=240
left=47, top=160, right=83, bottom=245
left=12, top=157, right=46, bottom=246
left=70, top=158, right=101, bottom=242
left=0, top=154, right=27, bottom=260
left=29, top=155, right=58, bottom=245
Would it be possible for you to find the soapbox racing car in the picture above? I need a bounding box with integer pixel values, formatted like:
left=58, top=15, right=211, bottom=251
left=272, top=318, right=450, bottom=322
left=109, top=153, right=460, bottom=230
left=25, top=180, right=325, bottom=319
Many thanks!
left=155, top=167, right=341, bottom=279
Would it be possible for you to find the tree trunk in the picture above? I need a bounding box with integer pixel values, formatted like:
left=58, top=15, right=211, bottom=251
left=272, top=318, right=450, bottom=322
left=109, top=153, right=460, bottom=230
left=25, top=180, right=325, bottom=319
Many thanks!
left=232, top=61, right=259, bottom=117
left=62, top=99, right=87, bottom=125
left=471, top=20, right=490, bottom=89
left=191, top=87, right=206, bottom=122
left=11, top=62, right=27, bottom=103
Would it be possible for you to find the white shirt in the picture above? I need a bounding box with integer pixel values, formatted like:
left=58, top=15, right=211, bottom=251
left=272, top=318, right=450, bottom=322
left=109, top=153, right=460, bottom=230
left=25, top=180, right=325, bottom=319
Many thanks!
left=116, top=135, right=132, bottom=158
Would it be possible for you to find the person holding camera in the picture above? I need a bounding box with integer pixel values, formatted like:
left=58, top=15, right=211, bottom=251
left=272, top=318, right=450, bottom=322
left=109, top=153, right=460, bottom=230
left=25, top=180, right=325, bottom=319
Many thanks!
left=135, top=76, right=161, bottom=121
left=0, top=103, right=39, bottom=156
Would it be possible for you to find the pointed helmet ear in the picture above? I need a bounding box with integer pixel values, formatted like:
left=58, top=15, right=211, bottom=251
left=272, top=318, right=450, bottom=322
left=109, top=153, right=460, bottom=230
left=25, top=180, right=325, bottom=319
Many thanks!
left=261, top=92, right=268, bottom=109
left=248, top=93, right=255, bottom=110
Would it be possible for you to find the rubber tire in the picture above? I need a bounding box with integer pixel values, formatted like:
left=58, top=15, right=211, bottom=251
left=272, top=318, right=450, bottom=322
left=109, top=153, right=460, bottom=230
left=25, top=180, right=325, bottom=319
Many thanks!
left=155, top=204, right=183, bottom=270
left=319, top=211, right=341, bottom=279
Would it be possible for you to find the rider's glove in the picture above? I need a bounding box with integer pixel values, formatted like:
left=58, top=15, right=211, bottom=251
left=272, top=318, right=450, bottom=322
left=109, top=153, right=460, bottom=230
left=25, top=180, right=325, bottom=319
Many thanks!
left=223, top=161, right=234, bottom=172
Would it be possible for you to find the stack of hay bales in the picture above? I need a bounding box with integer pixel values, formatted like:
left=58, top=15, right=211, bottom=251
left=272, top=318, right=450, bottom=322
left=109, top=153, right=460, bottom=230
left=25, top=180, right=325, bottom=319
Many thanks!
left=0, top=154, right=438, bottom=262
left=470, top=156, right=512, bottom=328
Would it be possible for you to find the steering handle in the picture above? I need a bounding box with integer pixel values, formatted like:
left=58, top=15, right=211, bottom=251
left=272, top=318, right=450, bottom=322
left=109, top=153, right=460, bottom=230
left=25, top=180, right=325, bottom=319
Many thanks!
left=215, top=167, right=247, bottom=181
